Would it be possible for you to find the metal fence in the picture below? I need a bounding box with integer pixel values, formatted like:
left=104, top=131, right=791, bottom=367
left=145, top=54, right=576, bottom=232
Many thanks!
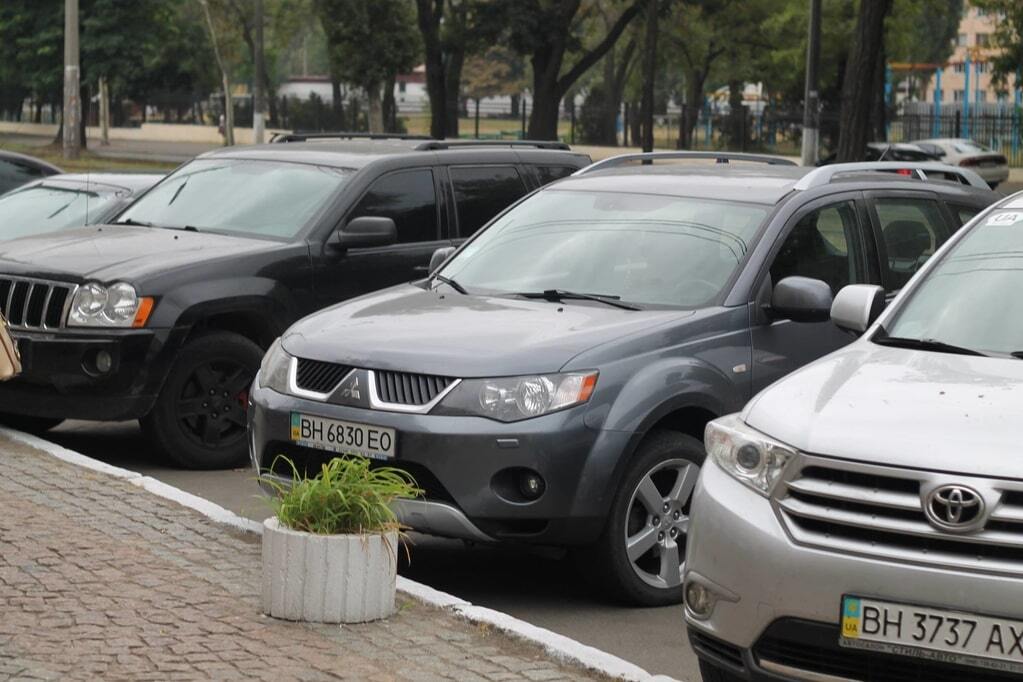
left=888, top=104, right=1023, bottom=165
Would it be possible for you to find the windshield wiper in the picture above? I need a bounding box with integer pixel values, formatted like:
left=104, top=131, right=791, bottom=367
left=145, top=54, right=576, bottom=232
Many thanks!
left=433, top=274, right=467, bottom=295
left=515, top=289, right=641, bottom=311
left=116, top=218, right=155, bottom=227
left=873, top=331, right=989, bottom=357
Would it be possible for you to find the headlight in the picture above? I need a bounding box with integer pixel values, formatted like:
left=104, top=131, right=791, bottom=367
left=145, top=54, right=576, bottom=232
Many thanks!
left=436, top=371, right=598, bottom=422
left=704, top=413, right=794, bottom=496
left=67, top=282, right=153, bottom=328
left=258, top=338, right=291, bottom=393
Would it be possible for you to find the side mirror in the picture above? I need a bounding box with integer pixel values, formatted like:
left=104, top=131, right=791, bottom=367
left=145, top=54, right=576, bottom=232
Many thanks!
left=429, top=246, right=456, bottom=273
left=770, top=276, right=833, bottom=323
left=831, top=284, right=886, bottom=333
left=335, top=216, right=396, bottom=249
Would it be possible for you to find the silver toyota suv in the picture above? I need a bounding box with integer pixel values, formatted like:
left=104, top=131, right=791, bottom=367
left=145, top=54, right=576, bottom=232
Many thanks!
left=685, top=191, right=1023, bottom=681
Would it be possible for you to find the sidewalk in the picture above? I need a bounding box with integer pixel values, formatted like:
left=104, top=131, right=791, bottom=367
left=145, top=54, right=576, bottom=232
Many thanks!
left=0, top=434, right=602, bottom=681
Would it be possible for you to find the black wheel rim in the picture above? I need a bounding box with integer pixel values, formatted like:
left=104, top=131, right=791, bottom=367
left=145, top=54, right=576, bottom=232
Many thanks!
left=175, top=360, right=252, bottom=450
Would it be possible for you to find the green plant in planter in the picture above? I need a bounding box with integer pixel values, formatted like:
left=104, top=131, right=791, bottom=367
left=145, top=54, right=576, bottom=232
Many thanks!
left=260, top=456, right=421, bottom=535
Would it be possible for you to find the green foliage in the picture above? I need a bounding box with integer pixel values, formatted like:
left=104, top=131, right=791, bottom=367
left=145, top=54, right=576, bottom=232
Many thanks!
left=463, top=46, right=526, bottom=100
left=261, top=456, right=422, bottom=536
left=974, top=0, right=1023, bottom=86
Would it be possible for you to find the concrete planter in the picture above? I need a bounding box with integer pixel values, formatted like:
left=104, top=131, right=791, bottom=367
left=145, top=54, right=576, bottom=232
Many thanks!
left=261, top=517, right=398, bottom=623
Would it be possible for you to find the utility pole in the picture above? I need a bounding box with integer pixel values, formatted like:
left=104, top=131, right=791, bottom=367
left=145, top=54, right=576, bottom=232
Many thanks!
left=800, top=0, right=821, bottom=166
left=63, top=0, right=81, bottom=160
left=253, top=0, right=266, bottom=144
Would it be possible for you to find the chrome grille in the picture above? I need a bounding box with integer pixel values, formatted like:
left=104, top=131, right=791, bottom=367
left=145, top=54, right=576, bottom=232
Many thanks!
left=776, top=458, right=1023, bottom=576
left=375, top=370, right=453, bottom=406
left=0, top=276, right=74, bottom=330
left=294, top=358, right=351, bottom=394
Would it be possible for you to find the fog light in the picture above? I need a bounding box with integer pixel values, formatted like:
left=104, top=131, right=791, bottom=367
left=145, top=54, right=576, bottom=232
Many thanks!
left=95, top=350, right=113, bottom=374
left=518, top=472, right=546, bottom=500
left=685, top=581, right=713, bottom=619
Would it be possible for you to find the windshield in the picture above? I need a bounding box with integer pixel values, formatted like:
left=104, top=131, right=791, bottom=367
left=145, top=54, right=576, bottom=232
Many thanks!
left=438, top=189, right=769, bottom=307
left=953, top=140, right=991, bottom=154
left=0, top=184, right=120, bottom=237
left=117, top=158, right=351, bottom=238
left=884, top=209, right=1023, bottom=355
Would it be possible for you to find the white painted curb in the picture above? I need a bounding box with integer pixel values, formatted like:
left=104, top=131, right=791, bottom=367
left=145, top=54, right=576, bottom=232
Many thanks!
left=4, top=426, right=681, bottom=682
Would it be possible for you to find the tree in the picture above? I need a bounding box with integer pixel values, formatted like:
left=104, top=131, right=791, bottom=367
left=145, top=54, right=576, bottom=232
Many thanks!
left=836, top=0, right=894, bottom=162
left=317, top=0, right=420, bottom=132
left=638, top=0, right=659, bottom=152
left=974, top=0, right=1023, bottom=87
left=199, top=0, right=235, bottom=144
left=504, top=0, right=648, bottom=140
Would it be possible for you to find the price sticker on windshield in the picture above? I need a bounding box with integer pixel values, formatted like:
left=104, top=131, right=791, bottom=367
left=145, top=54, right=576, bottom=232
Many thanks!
left=986, top=212, right=1023, bottom=227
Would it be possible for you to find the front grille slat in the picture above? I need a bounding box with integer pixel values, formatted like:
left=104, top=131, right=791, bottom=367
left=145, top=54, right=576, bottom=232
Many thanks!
left=778, top=459, right=1023, bottom=576
left=374, top=370, right=453, bottom=406
left=0, top=276, right=73, bottom=330
left=294, top=358, right=351, bottom=394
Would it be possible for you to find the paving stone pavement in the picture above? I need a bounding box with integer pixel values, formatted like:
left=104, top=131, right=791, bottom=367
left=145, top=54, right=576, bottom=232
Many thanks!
left=0, top=436, right=604, bottom=681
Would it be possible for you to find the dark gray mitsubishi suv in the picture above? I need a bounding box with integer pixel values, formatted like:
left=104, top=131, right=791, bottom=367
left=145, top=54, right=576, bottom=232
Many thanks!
left=250, top=153, right=997, bottom=606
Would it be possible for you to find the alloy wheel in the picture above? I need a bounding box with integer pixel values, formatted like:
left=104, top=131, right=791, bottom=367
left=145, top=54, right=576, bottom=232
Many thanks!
left=175, top=360, right=251, bottom=448
left=623, top=457, right=700, bottom=590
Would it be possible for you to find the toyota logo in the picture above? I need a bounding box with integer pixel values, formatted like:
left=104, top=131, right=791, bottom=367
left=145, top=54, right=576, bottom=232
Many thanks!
left=925, top=485, right=985, bottom=530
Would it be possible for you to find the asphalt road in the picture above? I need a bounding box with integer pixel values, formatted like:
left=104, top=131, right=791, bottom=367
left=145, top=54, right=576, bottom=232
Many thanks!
left=45, top=419, right=698, bottom=681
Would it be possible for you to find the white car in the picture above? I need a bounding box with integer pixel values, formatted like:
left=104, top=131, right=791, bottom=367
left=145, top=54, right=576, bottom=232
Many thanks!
left=912, top=138, right=1009, bottom=189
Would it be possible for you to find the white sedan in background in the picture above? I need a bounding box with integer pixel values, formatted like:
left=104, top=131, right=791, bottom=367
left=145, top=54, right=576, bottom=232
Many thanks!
left=912, top=138, right=1009, bottom=189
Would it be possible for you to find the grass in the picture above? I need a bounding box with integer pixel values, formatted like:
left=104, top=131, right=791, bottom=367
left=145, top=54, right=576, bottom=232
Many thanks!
left=260, top=455, right=421, bottom=536
left=0, top=140, right=177, bottom=173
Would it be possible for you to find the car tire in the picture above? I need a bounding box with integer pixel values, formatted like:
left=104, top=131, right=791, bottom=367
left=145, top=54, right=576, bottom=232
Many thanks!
left=142, top=331, right=262, bottom=470
left=586, top=429, right=704, bottom=607
left=0, top=413, right=64, bottom=434
left=698, top=659, right=744, bottom=682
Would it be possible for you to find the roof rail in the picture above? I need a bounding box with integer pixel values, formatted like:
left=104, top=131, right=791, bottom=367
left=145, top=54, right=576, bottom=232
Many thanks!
left=794, top=162, right=989, bottom=190
left=413, top=140, right=571, bottom=151
left=574, top=151, right=797, bottom=175
left=269, top=132, right=433, bottom=143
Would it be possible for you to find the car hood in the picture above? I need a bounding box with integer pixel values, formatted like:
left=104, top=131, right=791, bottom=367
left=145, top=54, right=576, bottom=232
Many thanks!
left=0, top=225, right=280, bottom=282
left=744, top=343, right=1023, bottom=479
left=282, top=285, right=692, bottom=377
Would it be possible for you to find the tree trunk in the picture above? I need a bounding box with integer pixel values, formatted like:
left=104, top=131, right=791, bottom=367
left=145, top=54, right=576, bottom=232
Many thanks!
left=416, top=0, right=446, bottom=139
left=382, top=75, right=397, bottom=132
left=367, top=82, right=384, bottom=133
left=223, top=79, right=235, bottom=146
left=604, top=39, right=637, bottom=147
left=629, top=99, right=642, bottom=144
left=727, top=78, right=744, bottom=149
left=836, top=0, right=893, bottom=162
left=678, top=73, right=705, bottom=149
left=639, top=0, right=657, bottom=152
left=870, top=41, right=887, bottom=141
left=443, top=47, right=464, bottom=138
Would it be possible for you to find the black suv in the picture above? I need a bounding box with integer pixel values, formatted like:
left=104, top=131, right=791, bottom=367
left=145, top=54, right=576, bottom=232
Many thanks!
left=250, top=153, right=997, bottom=606
left=0, top=136, right=589, bottom=468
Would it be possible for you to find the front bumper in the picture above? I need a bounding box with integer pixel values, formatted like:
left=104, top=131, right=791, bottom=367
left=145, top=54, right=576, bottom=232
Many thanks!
left=684, top=459, right=1023, bottom=680
left=0, top=327, right=183, bottom=420
left=249, top=381, right=633, bottom=546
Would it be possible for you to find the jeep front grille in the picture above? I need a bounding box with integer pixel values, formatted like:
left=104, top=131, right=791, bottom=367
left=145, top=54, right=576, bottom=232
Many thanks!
left=0, top=276, right=75, bottom=330
left=776, top=458, right=1023, bottom=576
left=294, top=358, right=351, bottom=394
left=374, top=370, right=454, bottom=406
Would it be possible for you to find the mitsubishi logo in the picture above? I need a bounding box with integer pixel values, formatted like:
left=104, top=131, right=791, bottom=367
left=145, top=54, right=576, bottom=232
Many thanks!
left=925, top=484, right=985, bottom=530
left=340, top=375, right=361, bottom=401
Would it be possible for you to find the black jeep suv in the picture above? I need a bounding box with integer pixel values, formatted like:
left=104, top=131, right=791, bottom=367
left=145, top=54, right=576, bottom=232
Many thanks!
left=0, top=136, right=589, bottom=468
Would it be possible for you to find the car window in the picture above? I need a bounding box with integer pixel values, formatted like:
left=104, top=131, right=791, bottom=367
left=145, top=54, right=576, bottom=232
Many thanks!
left=916, top=143, right=945, bottom=158
left=450, top=165, right=528, bottom=236
left=0, top=185, right=120, bottom=237
left=873, top=197, right=951, bottom=292
left=770, top=201, right=864, bottom=294
left=535, top=166, right=578, bottom=185
left=439, top=189, right=769, bottom=308
left=351, top=169, right=439, bottom=244
left=949, top=204, right=980, bottom=226
left=118, top=158, right=351, bottom=239
left=0, top=160, right=48, bottom=195
left=885, top=209, right=1023, bottom=355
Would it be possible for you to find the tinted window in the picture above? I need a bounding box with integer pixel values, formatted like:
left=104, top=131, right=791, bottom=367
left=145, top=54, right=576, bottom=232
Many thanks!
left=873, top=198, right=951, bottom=292
left=950, top=204, right=980, bottom=226
left=352, top=169, right=438, bottom=243
left=535, top=166, right=577, bottom=185
left=439, top=190, right=768, bottom=308
left=450, top=166, right=527, bottom=236
left=0, top=160, right=48, bottom=195
left=770, top=201, right=864, bottom=294
left=118, top=159, right=351, bottom=239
